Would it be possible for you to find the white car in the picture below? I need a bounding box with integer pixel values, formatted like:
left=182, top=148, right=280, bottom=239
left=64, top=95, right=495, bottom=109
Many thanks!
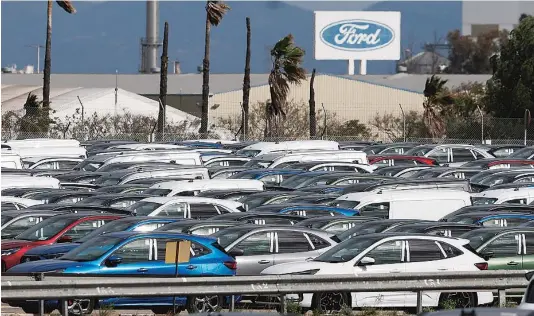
left=261, top=233, right=493, bottom=312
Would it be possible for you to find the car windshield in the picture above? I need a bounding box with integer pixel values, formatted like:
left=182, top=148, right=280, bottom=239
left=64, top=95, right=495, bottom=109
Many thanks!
left=328, top=200, right=360, bottom=209
left=236, top=150, right=261, bottom=158
left=243, top=160, right=272, bottom=169
left=411, top=169, right=443, bottom=179
left=363, top=145, right=389, bottom=155
left=76, top=196, right=110, bottom=205
left=77, top=219, right=138, bottom=243
left=211, top=226, right=256, bottom=248
left=16, top=217, right=77, bottom=241
left=127, top=201, right=162, bottom=216
left=242, top=195, right=277, bottom=210
left=460, top=229, right=502, bottom=249
left=447, top=214, right=481, bottom=224
left=405, top=146, right=434, bottom=156
left=510, top=147, right=534, bottom=159
left=1, top=215, right=15, bottom=226
left=314, top=235, right=383, bottom=263
left=280, top=173, right=325, bottom=189
left=471, top=197, right=498, bottom=205
left=143, top=188, right=172, bottom=196
left=61, top=235, right=124, bottom=262
left=230, top=172, right=259, bottom=179
left=74, top=161, right=103, bottom=172
left=94, top=177, right=121, bottom=186
left=336, top=221, right=393, bottom=240
left=477, top=174, right=516, bottom=186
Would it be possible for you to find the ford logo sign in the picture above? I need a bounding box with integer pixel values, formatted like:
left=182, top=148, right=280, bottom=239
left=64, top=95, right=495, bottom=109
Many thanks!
left=320, top=19, right=395, bottom=51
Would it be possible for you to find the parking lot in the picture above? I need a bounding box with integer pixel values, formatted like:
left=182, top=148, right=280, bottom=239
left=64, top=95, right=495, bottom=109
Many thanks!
left=2, top=138, right=534, bottom=315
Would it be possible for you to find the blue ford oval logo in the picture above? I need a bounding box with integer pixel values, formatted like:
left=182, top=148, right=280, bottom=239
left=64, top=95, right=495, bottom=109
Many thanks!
left=320, top=19, right=395, bottom=51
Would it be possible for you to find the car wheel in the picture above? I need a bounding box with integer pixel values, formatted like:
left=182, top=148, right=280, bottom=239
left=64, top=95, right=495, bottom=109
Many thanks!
left=151, top=306, right=183, bottom=314
left=21, top=304, right=54, bottom=314
left=186, top=295, right=221, bottom=313
left=59, top=299, right=95, bottom=316
left=439, top=292, right=476, bottom=309
left=313, top=291, right=350, bottom=314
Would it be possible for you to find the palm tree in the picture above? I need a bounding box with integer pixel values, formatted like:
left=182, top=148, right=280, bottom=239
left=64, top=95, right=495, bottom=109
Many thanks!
left=267, top=34, right=306, bottom=137
left=241, top=17, right=251, bottom=140
left=423, top=75, right=454, bottom=138
left=200, top=1, right=230, bottom=135
left=43, top=0, right=76, bottom=111
left=309, top=68, right=316, bottom=138
left=157, top=21, right=169, bottom=140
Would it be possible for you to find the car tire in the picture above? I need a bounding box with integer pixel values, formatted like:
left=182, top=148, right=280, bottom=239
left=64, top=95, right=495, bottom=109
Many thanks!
left=59, top=299, right=95, bottom=316
left=312, top=291, right=351, bottom=314
left=21, top=304, right=54, bottom=314
left=439, top=292, right=477, bottom=309
left=186, top=294, right=222, bottom=313
left=151, top=306, right=183, bottom=314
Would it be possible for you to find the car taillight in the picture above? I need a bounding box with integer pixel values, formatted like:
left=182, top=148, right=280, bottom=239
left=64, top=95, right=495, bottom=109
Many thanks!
left=475, top=262, right=488, bottom=270
left=224, top=261, right=237, bottom=270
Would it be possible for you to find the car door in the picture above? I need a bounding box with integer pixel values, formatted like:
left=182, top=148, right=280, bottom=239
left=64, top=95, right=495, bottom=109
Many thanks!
left=99, top=238, right=153, bottom=275
left=352, top=240, right=407, bottom=307
left=522, top=232, right=534, bottom=269
left=149, top=238, right=205, bottom=276
left=478, top=232, right=522, bottom=269
left=404, top=239, right=452, bottom=307
left=273, top=230, right=316, bottom=266
left=229, top=231, right=274, bottom=275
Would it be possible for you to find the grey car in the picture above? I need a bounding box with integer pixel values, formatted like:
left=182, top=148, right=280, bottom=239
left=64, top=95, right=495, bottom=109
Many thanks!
left=212, top=225, right=338, bottom=275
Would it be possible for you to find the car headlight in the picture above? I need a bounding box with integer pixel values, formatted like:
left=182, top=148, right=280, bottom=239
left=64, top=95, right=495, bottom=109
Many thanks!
left=290, top=269, right=320, bottom=275
left=2, top=248, right=21, bottom=256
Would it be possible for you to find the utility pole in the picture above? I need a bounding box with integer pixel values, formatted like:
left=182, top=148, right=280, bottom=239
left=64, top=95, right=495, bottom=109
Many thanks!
left=26, top=44, right=44, bottom=74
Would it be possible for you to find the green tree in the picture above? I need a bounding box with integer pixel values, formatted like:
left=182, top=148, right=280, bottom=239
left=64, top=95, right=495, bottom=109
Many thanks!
left=423, top=75, right=454, bottom=138
left=267, top=34, right=306, bottom=137
left=200, top=1, right=230, bottom=135
left=445, top=29, right=508, bottom=74
left=486, top=15, right=534, bottom=117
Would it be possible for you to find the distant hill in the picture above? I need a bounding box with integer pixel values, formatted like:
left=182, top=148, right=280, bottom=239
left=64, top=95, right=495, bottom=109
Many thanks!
left=0, top=1, right=461, bottom=75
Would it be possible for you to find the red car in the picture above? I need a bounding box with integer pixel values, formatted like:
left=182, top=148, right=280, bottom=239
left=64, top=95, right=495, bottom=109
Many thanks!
left=367, top=155, right=439, bottom=168
left=1, top=213, right=122, bottom=272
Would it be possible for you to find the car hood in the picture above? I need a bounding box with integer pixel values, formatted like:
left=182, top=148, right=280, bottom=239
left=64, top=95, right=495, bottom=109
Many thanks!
left=261, top=260, right=342, bottom=275
left=25, top=243, right=81, bottom=256
left=2, top=240, right=32, bottom=249
left=7, top=259, right=83, bottom=273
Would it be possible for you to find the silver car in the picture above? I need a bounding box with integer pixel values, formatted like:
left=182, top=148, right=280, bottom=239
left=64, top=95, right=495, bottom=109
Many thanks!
left=212, top=225, right=338, bottom=275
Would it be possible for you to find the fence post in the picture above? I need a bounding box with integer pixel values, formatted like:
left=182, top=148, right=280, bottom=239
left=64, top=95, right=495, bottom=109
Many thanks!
left=279, top=294, right=287, bottom=314
left=416, top=290, right=423, bottom=314
left=498, top=289, right=506, bottom=307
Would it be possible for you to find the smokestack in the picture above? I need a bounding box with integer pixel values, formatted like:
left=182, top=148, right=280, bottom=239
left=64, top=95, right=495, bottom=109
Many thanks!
left=174, top=61, right=181, bottom=74
left=145, top=0, right=159, bottom=73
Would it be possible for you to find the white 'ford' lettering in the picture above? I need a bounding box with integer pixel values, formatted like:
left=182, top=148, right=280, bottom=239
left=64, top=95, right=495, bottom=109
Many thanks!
left=333, top=24, right=382, bottom=46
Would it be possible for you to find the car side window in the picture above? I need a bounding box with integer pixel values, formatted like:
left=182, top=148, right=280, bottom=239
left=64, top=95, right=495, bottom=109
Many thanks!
left=154, top=239, right=210, bottom=260
left=428, top=148, right=449, bottom=163
left=33, top=161, right=55, bottom=170
left=438, top=242, right=464, bottom=258
left=523, top=232, right=534, bottom=255
left=159, top=203, right=186, bottom=217
left=189, top=203, right=219, bottom=220
left=365, top=240, right=404, bottom=265
left=110, top=198, right=139, bottom=208
left=235, top=232, right=272, bottom=256
left=306, top=233, right=331, bottom=250
left=58, top=160, right=80, bottom=169
left=325, top=222, right=357, bottom=233
left=408, top=239, right=444, bottom=262
left=276, top=231, right=312, bottom=253
left=359, top=203, right=390, bottom=219
left=452, top=148, right=476, bottom=163
left=63, top=219, right=109, bottom=241
left=505, top=198, right=528, bottom=205
left=482, top=234, right=520, bottom=257
left=113, top=238, right=152, bottom=263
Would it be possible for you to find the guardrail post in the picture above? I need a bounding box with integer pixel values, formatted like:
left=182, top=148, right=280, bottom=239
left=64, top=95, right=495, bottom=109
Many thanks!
left=279, top=294, right=287, bottom=314
left=230, top=295, right=235, bottom=312
left=416, top=291, right=423, bottom=314
left=498, top=289, right=506, bottom=307
left=36, top=273, right=45, bottom=316
left=61, top=300, right=69, bottom=316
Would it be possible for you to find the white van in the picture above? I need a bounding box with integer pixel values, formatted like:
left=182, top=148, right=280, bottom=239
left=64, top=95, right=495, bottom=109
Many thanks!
left=1, top=152, right=23, bottom=169
left=76, top=151, right=203, bottom=171
left=1, top=175, right=60, bottom=190
left=237, top=140, right=339, bottom=157
left=332, top=189, right=472, bottom=220
left=245, top=150, right=368, bottom=169
left=471, top=187, right=534, bottom=205
left=3, top=138, right=80, bottom=149
left=7, top=146, right=87, bottom=159
left=145, top=179, right=265, bottom=196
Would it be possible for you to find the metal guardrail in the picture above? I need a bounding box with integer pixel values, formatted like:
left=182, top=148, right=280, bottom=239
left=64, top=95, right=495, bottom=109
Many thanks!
left=1, top=271, right=530, bottom=314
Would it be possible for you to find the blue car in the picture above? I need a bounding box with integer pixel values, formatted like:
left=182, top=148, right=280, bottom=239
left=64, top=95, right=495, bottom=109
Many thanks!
left=251, top=204, right=360, bottom=217
left=7, top=232, right=236, bottom=314
left=20, top=217, right=185, bottom=262
left=229, top=169, right=305, bottom=186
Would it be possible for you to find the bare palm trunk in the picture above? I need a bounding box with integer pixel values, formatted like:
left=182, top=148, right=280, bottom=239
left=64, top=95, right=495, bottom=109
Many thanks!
left=241, top=17, right=251, bottom=140
left=309, top=68, right=316, bottom=138
left=43, top=0, right=52, bottom=121
left=200, top=17, right=211, bottom=135
left=157, top=21, right=169, bottom=140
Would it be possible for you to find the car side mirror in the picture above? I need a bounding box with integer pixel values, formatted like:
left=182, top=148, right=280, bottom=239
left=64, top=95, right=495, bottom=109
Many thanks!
left=228, top=248, right=245, bottom=257
left=481, top=251, right=494, bottom=261
left=357, top=256, right=375, bottom=266
left=105, top=256, right=123, bottom=267
left=57, top=235, right=73, bottom=243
